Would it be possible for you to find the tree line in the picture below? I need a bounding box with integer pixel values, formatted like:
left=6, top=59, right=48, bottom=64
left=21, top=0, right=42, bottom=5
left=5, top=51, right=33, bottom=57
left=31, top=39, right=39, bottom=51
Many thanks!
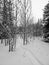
left=0, top=0, right=44, bottom=52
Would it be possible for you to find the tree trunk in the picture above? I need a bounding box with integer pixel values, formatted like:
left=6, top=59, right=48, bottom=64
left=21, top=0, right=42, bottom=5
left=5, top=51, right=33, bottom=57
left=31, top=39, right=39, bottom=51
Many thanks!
left=9, top=39, right=11, bottom=52
left=5, top=39, right=9, bottom=46
left=7, top=39, right=9, bottom=45
left=23, top=33, right=25, bottom=45
left=1, top=39, right=3, bottom=44
left=25, top=33, right=27, bottom=45
left=13, top=36, right=16, bottom=51
left=9, top=38, right=13, bottom=52
left=5, top=39, right=7, bottom=46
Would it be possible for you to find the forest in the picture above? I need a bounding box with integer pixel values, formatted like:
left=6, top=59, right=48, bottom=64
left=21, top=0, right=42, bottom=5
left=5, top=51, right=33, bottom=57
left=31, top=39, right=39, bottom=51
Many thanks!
left=0, top=0, right=49, bottom=52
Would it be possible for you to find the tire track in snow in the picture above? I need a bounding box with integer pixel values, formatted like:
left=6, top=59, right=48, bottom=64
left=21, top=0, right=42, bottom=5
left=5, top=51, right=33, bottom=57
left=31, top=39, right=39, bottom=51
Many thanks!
left=21, top=46, right=44, bottom=65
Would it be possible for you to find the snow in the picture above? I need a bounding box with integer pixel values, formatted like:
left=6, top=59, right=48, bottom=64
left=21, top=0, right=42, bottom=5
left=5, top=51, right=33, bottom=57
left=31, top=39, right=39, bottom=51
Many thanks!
left=0, top=37, right=49, bottom=65
left=23, top=37, right=49, bottom=65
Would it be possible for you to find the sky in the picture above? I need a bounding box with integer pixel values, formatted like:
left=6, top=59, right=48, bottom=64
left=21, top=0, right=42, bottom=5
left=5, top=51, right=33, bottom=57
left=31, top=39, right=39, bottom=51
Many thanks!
left=31, top=0, right=49, bottom=22
left=14, top=0, right=49, bottom=24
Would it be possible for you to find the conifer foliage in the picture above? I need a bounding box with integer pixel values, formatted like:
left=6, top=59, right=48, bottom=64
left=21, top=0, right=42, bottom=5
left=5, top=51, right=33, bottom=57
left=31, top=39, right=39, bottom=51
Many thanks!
left=43, top=2, right=49, bottom=42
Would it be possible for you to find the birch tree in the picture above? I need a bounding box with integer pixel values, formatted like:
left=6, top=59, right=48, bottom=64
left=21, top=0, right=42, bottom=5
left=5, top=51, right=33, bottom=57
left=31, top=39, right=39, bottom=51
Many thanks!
left=17, top=0, right=32, bottom=45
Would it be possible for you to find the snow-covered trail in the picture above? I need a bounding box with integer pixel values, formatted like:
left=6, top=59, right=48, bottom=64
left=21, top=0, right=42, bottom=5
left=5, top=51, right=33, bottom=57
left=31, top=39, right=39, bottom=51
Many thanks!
left=21, top=46, right=44, bottom=65
left=22, top=37, right=49, bottom=65
left=0, top=37, right=49, bottom=65
left=0, top=44, right=42, bottom=65
left=0, top=44, right=33, bottom=65
left=0, top=38, right=42, bottom=65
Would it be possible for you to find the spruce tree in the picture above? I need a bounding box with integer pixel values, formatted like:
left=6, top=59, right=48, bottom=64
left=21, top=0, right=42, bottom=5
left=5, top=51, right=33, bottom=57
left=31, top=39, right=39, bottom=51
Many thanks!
left=43, top=2, right=49, bottom=42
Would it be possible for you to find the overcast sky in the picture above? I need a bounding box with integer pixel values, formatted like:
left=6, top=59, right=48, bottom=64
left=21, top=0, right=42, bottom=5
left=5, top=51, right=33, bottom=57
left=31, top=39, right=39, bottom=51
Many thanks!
left=31, top=0, right=48, bottom=22
left=14, top=0, right=49, bottom=23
